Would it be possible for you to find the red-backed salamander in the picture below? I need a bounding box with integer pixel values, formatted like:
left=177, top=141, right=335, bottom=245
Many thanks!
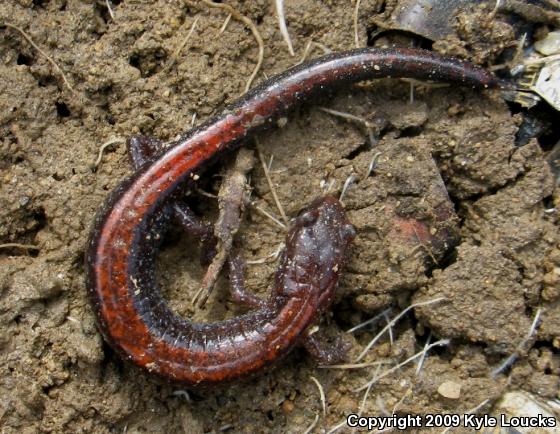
left=86, top=47, right=500, bottom=387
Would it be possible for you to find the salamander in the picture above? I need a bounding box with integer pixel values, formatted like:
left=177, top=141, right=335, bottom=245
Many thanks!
left=85, top=47, right=499, bottom=386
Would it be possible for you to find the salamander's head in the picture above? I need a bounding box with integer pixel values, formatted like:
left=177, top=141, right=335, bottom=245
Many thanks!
left=277, top=195, right=355, bottom=310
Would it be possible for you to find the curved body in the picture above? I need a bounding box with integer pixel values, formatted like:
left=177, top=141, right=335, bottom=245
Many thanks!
left=86, top=48, right=498, bottom=386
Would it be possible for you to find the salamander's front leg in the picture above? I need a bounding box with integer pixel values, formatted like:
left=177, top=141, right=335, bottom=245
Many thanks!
left=127, top=135, right=166, bottom=167
left=227, top=251, right=268, bottom=310
left=302, top=330, right=351, bottom=365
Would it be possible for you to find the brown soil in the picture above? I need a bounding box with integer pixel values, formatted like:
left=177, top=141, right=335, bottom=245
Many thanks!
left=1, top=1, right=558, bottom=433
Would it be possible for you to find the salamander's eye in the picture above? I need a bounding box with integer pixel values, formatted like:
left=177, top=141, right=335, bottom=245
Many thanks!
left=342, top=224, right=356, bottom=240
left=298, top=209, right=319, bottom=226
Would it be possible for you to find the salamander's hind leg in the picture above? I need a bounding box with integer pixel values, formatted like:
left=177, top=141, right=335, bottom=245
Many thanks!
left=227, top=250, right=268, bottom=310
left=127, top=136, right=217, bottom=265
left=302, top=331, right=351, bottom=365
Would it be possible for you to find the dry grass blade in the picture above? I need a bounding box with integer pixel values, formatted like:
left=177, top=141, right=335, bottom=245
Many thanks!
left=491, top=308, right=542, bottom=377
left=340, top=175, right=357, bottom=203
left=440, top=399, right=491, bottom=434
left=250, top=202, right=286, bottom=230
left=302, top=414, right=320, bottom=434
left=0, top=243, right=40, bottom=251
left=309, top=376, right=326, bottom=415
left=256, top=143, right=288, bottom=225
left=246, top=242, right=284, bottom=264
left=325, top=418, right=347, bottom=434
left=415, top=332, right=431, bottom=375
left=275, top=0, right=294, bottom=56
left=353, top=0, right=363, bottom=48
left=105, top=0, right=116, bottom=20
left=200, top=0, right=264, bottom=92
left=319, top=360, right=390, bottom=370
left=162, top=16, right=200, bottom=73
left=1, top=22, right=80, bottom=98
left=92, top=138, right=126, bottom=171
left=356, top=297, right=446, bottom=362
left=346, top=308, right=391, bottom=334
left=354, top=339, right=450, bottom=392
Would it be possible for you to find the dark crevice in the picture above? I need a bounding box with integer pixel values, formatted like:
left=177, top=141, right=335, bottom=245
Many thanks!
left=367, top=28, right=433, bottom=50
left=533, top=340, right=558, bottom=354
left=128, top=50, right=168, bottom=77
left=399, top=125, right=423, bottom=138
left=128, top=54, right=141, bottom=70
left=16, top=53, right=34, bottom=66
left=41, top=383, right=56, bottom=395
left=378, top=1, right=386, bottom=14
left=38, top=75, right=58, bottom=87
left=343, top=141, right=370, bottom=161
left=56, top=102, right=71, bottom=118
left=514, top=101, right=560, bottom=149
left=543, top=195, right=554, bottom=211
left=32, top=208, right=47, bottom=232
left=434, top=247, right=459, bottom=272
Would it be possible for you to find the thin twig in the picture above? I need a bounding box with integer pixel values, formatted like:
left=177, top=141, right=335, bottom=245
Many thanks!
left=340, top=175, right=357, bottom=203
left=296, top=40, right=331, bottom=65
left=172, top=390, right=191, bottom=401
left=358, top=364, right=382, bottom=420
left=319, top=360, right=390, bottom=369
left=105, top=0, right=116, bottom=20
left=354, top=0, right=363, bottom=48
left=347, top=308, right=392, bottom=334
left=298, top=40, right=313, bottom=65
left=200, top=0, right=264, bottom=92
left=246, top=242, right=284, bottom=264
left=219, top=13, right=232, bottom=34
left=356, top=297, right=446, bottom=362
left=0, top=243, right=40, bottom=251
left=319, top=107, right=378, bottom=146
left=392, top=387, right=412, bottom=415
left=303, top=414, right=320, bottom=434
left=319, top=107, right=374, bottom=129
left=162, top=16, right=200, bottom=73
left=415, top=332, right=431, bottom=375
left=440, top=399, right=490, bottom=434
left=491, top=308, right=542, bottom=377
left=92, top=138, right=126, bottom=171
left=523, top=53, right=560, bottom=65
left=355, top=339, right=451, bottom=392
left=325, top=419, right=347, bottom=434
left=251, top=202, right=286, bottom=230
left=310, top=376, right=326, bottom=415
left=275, top=0, right=294, bottom=56
left=366, top=152, right=382, bottom=177
left=491, top=0, right=503, bottom=17
left=255, top=142, right=288, bottom=225
left=1, top=22, right=79, bottom=98
left=383, top=310, right=394, bottom=346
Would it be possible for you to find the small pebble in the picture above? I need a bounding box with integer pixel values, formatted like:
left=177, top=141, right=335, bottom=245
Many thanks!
left=281, top=400, right=294, bottom=413
left=437, top=380, right=461, bottom=399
